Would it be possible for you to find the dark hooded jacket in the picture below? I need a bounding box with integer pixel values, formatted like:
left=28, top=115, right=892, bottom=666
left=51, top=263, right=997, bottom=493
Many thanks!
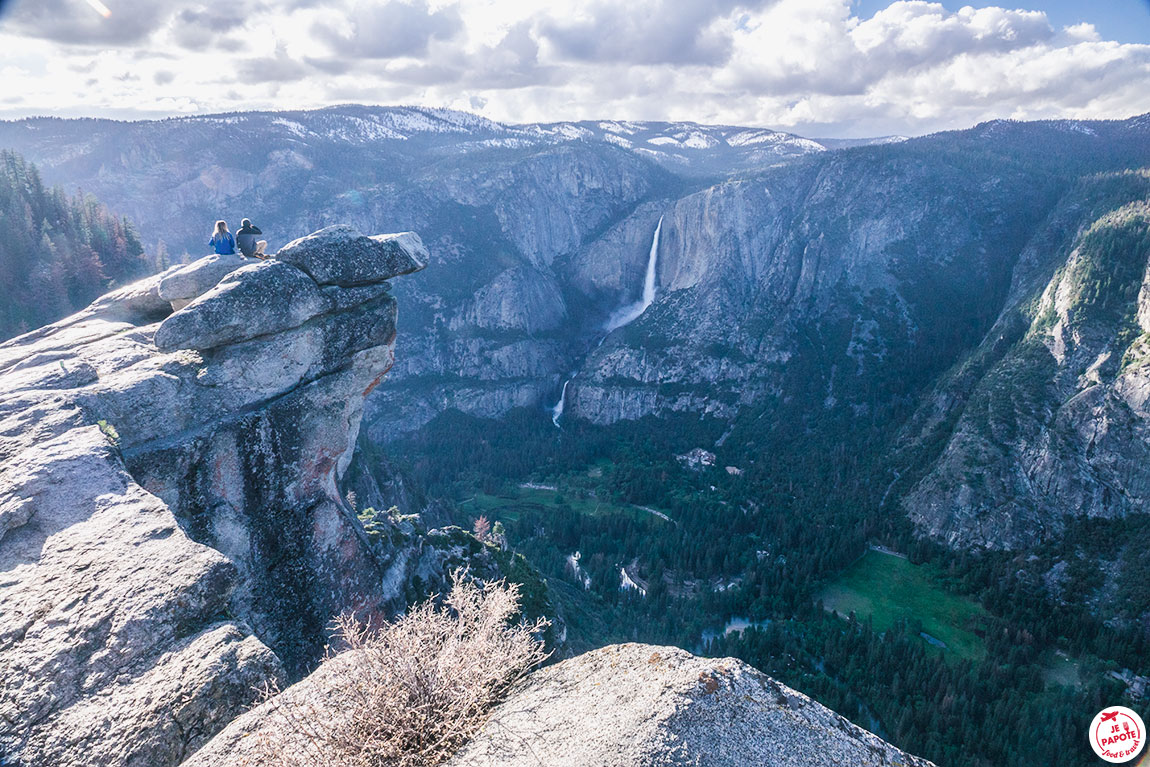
left=236, top=220, right=263, bottom=257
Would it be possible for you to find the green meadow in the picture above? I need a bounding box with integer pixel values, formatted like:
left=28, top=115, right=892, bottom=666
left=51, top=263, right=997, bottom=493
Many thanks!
left=821, top=549, right=989, bottom=661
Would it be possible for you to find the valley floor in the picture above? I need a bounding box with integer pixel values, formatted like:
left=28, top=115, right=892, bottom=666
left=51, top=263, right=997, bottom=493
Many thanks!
left=378, top=407, right=1149, bottom=767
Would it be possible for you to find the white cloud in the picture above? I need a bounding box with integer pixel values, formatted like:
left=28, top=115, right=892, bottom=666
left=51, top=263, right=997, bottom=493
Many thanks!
left=0, top=0, right=1146, bottom=137
left=1063, top=22, right=1100, bottom=43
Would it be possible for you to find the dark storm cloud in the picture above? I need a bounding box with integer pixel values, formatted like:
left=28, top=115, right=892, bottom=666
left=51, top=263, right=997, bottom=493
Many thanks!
left=539, top=0, right=777, bottom=66
left=343, top=18, right=556, bottom=92
left=313, top=0, right=462, bottom=60
left=237, top=43, right=312, bottom=82
left=0, top=0, right=271, bottom=47
left=404, top=19, right=553, bottom=91
left=171, top=7, right=245, bottom=50
left=1, top=0, right=164, bottom=45
left=465, top=20, right=548, bottom=88
left=305, top=56, right=355, bottom=76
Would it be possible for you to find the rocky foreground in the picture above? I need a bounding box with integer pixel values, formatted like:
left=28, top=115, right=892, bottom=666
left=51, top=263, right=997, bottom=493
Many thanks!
left=0, top=228, right=929, bottom=766
left=187, top=643, right=932, bottom=767
left=450, top=644, right=933, bottom=767
left=0, top=226, right=429, bottom=765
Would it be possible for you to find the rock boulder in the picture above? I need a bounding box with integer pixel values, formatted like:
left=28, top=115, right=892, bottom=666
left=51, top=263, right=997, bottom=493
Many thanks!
left=153, top=260, right=328, bottom=351
left=450, top=644, right=934, bottom=767
left=157, top=253, right=250, bottom=310
left=276, top=225, right=428, bottom=287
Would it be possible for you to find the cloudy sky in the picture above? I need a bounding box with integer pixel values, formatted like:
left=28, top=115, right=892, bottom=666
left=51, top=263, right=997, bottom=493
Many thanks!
left=0, top=0, right=1148, bottom=136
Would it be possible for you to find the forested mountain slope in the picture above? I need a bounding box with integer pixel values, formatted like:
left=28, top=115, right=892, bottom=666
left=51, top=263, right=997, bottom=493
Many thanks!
left=900, top=171, right=1150, bottom=549
left=0, top=150, right=146, bottom=340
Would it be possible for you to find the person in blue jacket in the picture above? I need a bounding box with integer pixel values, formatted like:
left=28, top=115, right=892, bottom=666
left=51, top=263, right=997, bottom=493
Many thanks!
left=209, top=220, right=236, bottom=255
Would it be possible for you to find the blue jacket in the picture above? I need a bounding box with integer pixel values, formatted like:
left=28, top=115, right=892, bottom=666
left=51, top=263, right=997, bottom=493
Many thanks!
left=209, top=231, right=236, bottom=255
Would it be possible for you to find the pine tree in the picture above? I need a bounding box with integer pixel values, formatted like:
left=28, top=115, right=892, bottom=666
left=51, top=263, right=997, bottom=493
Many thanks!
left=0, top=150, right=149, bottom=340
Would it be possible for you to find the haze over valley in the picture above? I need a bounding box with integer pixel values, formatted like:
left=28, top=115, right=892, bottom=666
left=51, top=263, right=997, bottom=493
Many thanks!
left=3, top=1, right=1150, bottom=765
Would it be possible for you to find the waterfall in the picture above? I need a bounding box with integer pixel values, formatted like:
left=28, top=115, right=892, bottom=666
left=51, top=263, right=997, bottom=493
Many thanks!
left=551, top=376, right=573, bottom=428
left=604, top=215, right=663, bottom=333
left=639, top=214, right=662, bottom=307
left=552, top=215, right=664, bottom=428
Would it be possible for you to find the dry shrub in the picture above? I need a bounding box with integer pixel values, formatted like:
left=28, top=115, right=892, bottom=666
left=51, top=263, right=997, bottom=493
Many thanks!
left=250, top=573, right=549, bottom=767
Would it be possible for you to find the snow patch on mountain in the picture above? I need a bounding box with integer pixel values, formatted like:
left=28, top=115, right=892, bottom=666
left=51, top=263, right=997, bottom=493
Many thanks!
left=727, top=129, right=789, bottom=146
left=1061, top=121, right=1097, bottom=136
left=469, top=137, right=539, bottom=150
left=379, top=107, right=502, bottom=136
left=598, top=121, right=642, bottom=135
left=321, top=115, right=406, bottom=142
left=679, top=131, right=720, bottom=149
left=791, top=137, right=829, bottom=152
left=523, top=123, right=596, bottom=142
left=634, top=147, right=688, bottom=165
left=272, top=118, right=309, bottom=138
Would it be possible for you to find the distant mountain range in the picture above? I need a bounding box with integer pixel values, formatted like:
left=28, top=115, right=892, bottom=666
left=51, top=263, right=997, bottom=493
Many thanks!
left=4, top=106, right=1150, bottom=570
left=1, top=104, right=875, bottom=189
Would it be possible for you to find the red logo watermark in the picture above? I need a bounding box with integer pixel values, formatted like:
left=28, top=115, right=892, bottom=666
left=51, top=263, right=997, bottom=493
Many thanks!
left=1090, top=707, right=1146, bottom=763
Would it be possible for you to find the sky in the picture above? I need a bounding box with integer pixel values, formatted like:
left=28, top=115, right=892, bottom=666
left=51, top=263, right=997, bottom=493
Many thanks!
left=0, top=0, right=1148, bottom=137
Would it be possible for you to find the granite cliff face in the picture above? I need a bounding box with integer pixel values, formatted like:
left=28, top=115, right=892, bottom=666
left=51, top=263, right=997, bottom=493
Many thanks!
left=565, top=141, right=1060, bottom=424
left=186, top=643, right=933, bottom=767
left=0, top=227, right=437, bottom=765
left=900, top=173, right=1150, bottom=549
left=556, top=119, right=1150, bottom=561
left=6, top=109, right=1150, bottom=560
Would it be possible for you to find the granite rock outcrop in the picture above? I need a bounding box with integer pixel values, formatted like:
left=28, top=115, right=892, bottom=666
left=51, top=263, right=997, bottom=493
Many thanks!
left=0, top=227, right=429, bottom=766
left=186, top=643, right=934, bottom=767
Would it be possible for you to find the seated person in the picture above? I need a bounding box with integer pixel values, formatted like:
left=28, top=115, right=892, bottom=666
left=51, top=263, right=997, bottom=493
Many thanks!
left=235, top=218, right=264, bottom=258
left=209, top=220, right=235, bottom=255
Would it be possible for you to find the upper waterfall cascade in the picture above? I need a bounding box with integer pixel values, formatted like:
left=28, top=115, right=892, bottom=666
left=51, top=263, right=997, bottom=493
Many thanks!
left=552, top=216, right=664, bottom=428
left=604, top=215, right=664, bottom=333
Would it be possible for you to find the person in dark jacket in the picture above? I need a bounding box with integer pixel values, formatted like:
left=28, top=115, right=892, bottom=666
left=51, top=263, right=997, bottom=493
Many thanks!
left=235, top=218, right=263, bottom=258
left=209, top=220, right=236, bottom=255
